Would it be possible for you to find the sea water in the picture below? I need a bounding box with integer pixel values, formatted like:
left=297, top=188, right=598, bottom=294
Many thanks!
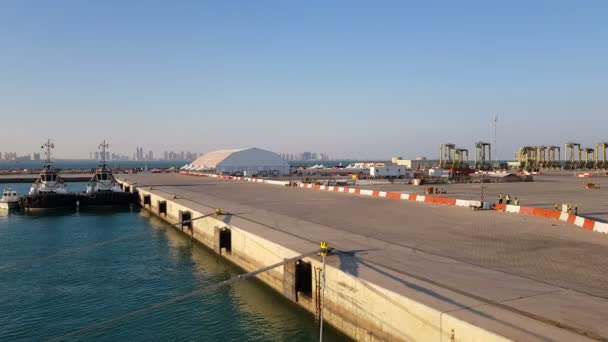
left=0, top=183, right=349, bottom=342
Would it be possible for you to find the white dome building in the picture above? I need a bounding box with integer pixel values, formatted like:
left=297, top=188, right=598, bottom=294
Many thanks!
left=189, top=148, right=290, bottom=176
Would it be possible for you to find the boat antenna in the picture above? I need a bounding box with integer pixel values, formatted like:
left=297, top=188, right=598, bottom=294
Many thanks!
left=98, top=140, right=109, bottom=170
left=41, top=139, right=55, bottom=170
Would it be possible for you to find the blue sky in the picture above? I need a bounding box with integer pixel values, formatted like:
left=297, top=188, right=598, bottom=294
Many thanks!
left=1, top=1, right=606, bottom=159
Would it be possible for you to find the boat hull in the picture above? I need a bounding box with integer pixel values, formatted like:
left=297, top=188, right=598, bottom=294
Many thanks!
left=77, top=192, right=136, bottom=208
left=0, top=201, right=19, bottom=210
left=23, top=192, right=136, bottom=209
left=23, top=193, right=80, bottom=209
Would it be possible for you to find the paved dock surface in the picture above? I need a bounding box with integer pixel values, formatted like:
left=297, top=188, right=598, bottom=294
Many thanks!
left=356, top=173, right=608, bottom=222
left=121, top=173, right=608, bottom=340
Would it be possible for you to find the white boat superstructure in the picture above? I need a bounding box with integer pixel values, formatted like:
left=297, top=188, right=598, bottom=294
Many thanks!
left=86, top=169, right=122, bottom=193
left=29, top=139, right=68, bottom=196
left=86, top=140, right=123, bottom=194
left=0, top=188, right=20, bottom=210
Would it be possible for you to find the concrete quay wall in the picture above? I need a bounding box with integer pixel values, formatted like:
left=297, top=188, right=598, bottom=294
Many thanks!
left=118, top=180, right=556, bottom=342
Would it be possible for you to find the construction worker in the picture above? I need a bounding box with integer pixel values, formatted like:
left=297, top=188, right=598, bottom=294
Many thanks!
left=498, top=193, right=503, bottom=204
left=505, top=194, right=511, bottom=205
left=514, top=197, right=519, bottom=206
left=554, top=203, right=559, bottom=211
left=574, top=206, right=578, bottom=215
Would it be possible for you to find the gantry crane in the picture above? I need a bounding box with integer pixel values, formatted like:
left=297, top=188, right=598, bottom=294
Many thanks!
left=515, top=146, right=539, bottom=171
left=581, top=147, right=595, bottom=169
left=474, top=141, right=492, bottom=170
left=595, top=142, right=608, bottom=169
left=535, top=146, right=549, bottom=168
left=454, top=148, right=469, bottom=168
left=439, top=143, right=456, bottom=168
left=547, top=145, right=561, bottom=168
left=564, top=142, right=582, bottom=169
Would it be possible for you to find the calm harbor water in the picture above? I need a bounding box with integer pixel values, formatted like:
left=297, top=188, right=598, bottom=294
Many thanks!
left=0, top=183, right=349, bottom=342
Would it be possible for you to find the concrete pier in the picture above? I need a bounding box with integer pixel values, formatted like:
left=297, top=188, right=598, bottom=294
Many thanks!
left=118, top=173, right=608, bottom=341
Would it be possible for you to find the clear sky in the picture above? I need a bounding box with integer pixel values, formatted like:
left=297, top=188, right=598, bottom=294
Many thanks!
left=1, top=1, right=606, bottom=159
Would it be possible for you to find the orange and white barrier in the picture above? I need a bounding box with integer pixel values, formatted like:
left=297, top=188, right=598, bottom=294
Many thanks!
left=576, top=172, right=594, bottom=178
left=180, top=171, right=607, bottom=235
left=493, top=204, right=607, bottom=233
left=180, top=171, right=290, bottom=186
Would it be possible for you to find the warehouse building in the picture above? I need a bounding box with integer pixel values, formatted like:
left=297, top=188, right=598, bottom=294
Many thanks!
left=187, top=148, right=290, bottom=176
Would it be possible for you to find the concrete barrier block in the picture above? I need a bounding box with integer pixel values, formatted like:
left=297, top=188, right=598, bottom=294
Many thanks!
left=583, top=219, right=596, bottom=230
left=594, top=222, right=608, bottom=234
left=506, top=205, right=520, bottom=213
left=445, top=198, right=457, bottom=205
left=493, top=203, right=506, bottom=211
left=469, top=200, right=482, bottom=208
left=424, top=196, right=437, bottom=203
left=455, top=199, right=469, bottom=207
left=544, top=210, right=562, bottom=220
left=519, top=207, right=535, bottom=215
left=360, top=189, right=374, bottom=196
left=266, top=180, right=289, bottom=186
left=567, top=215, right=577, bottom=224
left=386, top=192, right=401, bottom=200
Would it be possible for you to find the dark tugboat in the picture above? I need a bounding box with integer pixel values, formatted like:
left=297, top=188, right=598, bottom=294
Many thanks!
left=78, top=140, right=135, bottom=207
left=23, top=139, right=78, bottom=209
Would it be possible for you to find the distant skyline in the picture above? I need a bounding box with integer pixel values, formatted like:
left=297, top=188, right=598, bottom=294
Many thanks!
left=1, top=1, right=607, bottom=159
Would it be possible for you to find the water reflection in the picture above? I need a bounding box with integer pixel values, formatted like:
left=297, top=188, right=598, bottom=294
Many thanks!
left=153, top=214, right=350, bottom=342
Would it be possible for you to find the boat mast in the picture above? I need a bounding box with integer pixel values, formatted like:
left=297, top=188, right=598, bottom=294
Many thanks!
left=41, top=139, right=55, bottom=170
left=99, top=140, right=109, bottom=170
